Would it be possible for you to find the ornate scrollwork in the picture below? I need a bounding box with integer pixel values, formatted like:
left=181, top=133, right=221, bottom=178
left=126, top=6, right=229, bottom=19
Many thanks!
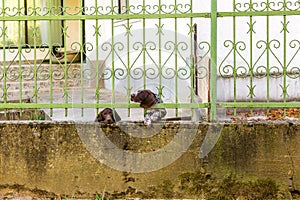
left=52, top=65, right=65, bottom=80
left=162, top=67, right=176, bottom=79
left=252, top=2, right=268, bottom=11
left=285, top=1, right=300, bottom=11
left=103, top=68, right=113, bottom=81
left=6, top=65, right=20, bottom=81
left=235, top=1, right=300, bottom=12
left=177, top=66, right=191, bottom=80
left=128, top=5, right=143, bottom=14
left=176, top=4, right=191, bottom=14
left=146, top=5, right=160, bottom=14
left=219, top=40, right=250, bottom=78
left=287, top=40, right=300, bottom=78
left=195, top=41, right=210, bottom=79
left=145, top=66, right=159, bottom=80
left=130, top=67, right=144, bottom=80
left=254, top=65, right=268, bottom=78
left=37, top=65, right=50, bottom=81
left=235, top=2, right=251, bottom=12
left=114, top=68, right=128, bottom=80
left=160, top=4, right=176, bottom=14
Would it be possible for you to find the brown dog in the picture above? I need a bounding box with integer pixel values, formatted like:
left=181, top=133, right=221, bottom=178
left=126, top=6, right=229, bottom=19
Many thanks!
left=95, top=108, right=121, bottom=124
left=131, top=89, right=167, bottom=125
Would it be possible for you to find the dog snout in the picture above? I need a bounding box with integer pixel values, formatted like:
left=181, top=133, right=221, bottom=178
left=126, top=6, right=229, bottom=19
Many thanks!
left=104, top=115, right=114, bottom=124
left=105, top=118, right=113, bottom=124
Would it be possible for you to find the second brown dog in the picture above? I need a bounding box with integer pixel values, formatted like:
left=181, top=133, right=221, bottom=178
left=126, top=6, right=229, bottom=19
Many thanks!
left=95, top=108, right=121, bottom=124
left=131, top=89, right=167, bottom=125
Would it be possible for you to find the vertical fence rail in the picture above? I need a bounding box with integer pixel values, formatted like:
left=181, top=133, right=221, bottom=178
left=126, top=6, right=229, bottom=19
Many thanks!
left=232, top=0, right=237, bottom=116
left=249, top=0, right=254, bottom=115
left=1, top=0, right=7, bottom=118
left=210, top=0, right=217, bottom=121
left=111, top=0, right=116, bottom=105
left=266, top=0, right=270, bottom=116
left=126, top=0, right=131, bottom=117
left=95, top=0, right=100, bottom=116
left=283, top=0, right=287, bottom=117
left=17, top=0, right=23, bottom=117
left=48, top=2, right=54, bottom=117
left=80, top=0, right=85, bottom=117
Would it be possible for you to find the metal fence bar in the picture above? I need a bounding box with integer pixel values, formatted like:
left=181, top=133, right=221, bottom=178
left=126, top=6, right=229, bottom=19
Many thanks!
left=80, top=0, right=85, bottom=117
left=0, top=103, right=210, bottom=109
left=210, top=0, right=217, bottom=121
left=33, top=0, right=38, bottom=118
left=111, top=0, right=116, bottom=105
left=190, top=0, right=195, bottom=118
left=174, top=0, right=179, bottom=117
left=1, top=0, right=7, bottom=118
left=0, top=101, right=299, bottom=110
left=94, top=0, right=100, bottom=116
left=17, top=0, right=23, bottom=117
left=283, top=0, right=287, bottom=117
left=232, top=0, right=237, bottom=117
left=48, top=4, right=54, bottom=117
left=126, top=0, right=131, bottom=117
left=266, top=0, right=270, bottom=116
left=0, top=13, right=211, bottom=21
left=63, top=11, right=69, bottom=117
left=249, top=0, right=254, bottom=115
left=142, top=0, right=146, bottom=90
left=158, top=0, right=162, bottom=99
left=1, top=10, right=300, bottom=21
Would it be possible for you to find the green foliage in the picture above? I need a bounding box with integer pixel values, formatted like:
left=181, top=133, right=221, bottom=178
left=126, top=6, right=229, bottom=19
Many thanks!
left=95, top=191, right=109, bottom=200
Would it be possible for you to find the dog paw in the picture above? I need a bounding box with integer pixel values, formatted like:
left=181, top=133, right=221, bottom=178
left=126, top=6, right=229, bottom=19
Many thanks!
left=150, top=112, right=160, bottom=122
left=144, top=118, right=152, bottom=126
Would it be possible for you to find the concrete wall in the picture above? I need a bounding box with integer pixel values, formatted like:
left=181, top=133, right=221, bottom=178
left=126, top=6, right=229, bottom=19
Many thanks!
left=0, top=121, right=299, bottom=198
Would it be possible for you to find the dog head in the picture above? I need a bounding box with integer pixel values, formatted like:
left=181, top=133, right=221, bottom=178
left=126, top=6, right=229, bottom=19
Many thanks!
left=131, top=89, right=157, bottom=108
left=95, top=108, right=121, bottom=124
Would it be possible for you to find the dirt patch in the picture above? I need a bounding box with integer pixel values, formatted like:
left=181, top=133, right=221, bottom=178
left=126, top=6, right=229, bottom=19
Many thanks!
left=228, top=108, right=300, bottom=121
left=0, top=184, right=56, bottom=200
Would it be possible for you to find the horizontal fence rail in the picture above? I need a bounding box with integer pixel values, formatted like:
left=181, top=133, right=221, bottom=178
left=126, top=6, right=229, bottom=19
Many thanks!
left=0, top=0, right=299, bottom=121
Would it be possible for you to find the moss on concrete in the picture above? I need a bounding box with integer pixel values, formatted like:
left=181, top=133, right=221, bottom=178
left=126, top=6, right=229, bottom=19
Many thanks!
left=0, top=121, right=299, bottom=198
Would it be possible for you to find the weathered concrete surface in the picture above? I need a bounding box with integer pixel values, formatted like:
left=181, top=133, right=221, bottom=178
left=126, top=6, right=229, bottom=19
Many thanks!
left=208, top=122, right=300, bottom=181
left=0, top=121, right=299, bottom=198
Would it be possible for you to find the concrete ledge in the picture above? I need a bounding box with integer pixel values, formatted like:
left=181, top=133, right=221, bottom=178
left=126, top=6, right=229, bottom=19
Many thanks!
left=0, top=121, right=299, bottom=198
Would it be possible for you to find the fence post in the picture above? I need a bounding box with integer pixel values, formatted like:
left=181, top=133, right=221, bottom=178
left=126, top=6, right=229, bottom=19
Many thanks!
left=210, top=0, right=218, bottom=121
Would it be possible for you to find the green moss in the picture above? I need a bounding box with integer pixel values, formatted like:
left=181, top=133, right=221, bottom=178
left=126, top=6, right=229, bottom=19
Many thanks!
left=138, top=170, right=287, bottom=199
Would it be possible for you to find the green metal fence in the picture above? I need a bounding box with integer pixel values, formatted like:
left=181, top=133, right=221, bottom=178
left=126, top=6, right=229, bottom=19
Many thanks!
left=0, top=0, right=300, bottom=121
left=217, top=0, right=300, bottom=120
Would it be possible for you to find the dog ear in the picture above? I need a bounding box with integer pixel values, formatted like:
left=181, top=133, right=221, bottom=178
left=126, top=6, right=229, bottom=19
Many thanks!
left=140, top=91, right=156, bottom=108
left=113, top=109, right=121, bottom=122
left=95, top=110, right=104, bottom=122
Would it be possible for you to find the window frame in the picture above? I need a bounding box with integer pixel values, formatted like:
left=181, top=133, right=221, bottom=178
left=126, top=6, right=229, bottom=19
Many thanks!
left=0, top=0, right=64, bottom=49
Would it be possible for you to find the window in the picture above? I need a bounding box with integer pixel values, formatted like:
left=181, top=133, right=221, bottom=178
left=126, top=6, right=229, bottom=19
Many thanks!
left=0, top=0, right=63, bottom=48
left=117, top=0, right=127, bottom=14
